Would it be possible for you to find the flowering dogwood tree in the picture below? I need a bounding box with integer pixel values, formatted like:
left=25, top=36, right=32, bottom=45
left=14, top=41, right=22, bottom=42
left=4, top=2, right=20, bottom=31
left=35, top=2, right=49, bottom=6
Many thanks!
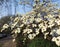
left=0, top=0, right=60, bottom=47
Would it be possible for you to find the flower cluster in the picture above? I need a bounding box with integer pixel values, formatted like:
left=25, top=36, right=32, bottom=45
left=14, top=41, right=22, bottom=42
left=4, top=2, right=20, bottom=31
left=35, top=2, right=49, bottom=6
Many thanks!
left=52, top=36, right=60, bottom=46
left=1, top=24, right=9, bottom=32
left=1, top=13, right=60, bottom=46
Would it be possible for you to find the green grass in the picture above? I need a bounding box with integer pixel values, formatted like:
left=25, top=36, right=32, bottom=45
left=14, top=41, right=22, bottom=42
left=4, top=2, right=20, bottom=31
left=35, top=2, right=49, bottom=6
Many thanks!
left=16, top=35, right=60, bottom=47
left=27, top=37, right=60, bottom=47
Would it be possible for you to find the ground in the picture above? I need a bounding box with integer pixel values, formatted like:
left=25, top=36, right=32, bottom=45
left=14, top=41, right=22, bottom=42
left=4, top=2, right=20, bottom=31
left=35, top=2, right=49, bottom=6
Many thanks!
left=0, top=36, right=16, bottom=47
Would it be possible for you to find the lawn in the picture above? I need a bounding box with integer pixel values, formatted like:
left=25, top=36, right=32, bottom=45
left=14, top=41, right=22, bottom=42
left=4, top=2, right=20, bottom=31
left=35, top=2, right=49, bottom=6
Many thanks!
left=28, top=37, right=60, bottom=47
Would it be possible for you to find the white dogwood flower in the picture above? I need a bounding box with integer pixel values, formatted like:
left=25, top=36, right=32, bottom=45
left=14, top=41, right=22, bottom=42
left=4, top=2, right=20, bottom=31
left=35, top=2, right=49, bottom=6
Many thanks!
left=27, top=18, right=34, bottom=24
left=3, top=24, right=9, bottom=29
left=48, top=19, right=54, bottom=25
left=35, top=29, right=40, bottom=35
left=50, top=29, right=56, bottom=35
left=11, top=22, right=18, bottom=29
left=52, top=37, right=56, bottom=42
left=52, top=36, right=60, bottom=46
left=56, top=29, right=60, bottom=35
left=55, top=19, right=60, bottom=25
left=22, top=19, right=27, bottom=24
left=23, top=29, right=32, bottom=34
left=44, top=32, right=49, bottom=39
left=32, top=24, right=37, bottom=27
left=48, top=19, right=55, bottom=28
left=1, top=28, right=5, bottom=32
left=38, top=23, right=44, bottom=28
left=28, top=34, right=34, bottom=40
left=20, top=24, right=24, bottom=27
left=27, top=29, right=32, bottom=34
left=48, top=14, right=54, bottom=18
left=41, top=26, right=47, bottom=33
left=17, top=28, right=21, bottom=33
left=14, top=17, right=19, bottom=22
left=35, top=18, right=42, bottom=23
left=21, top=16, right=25, bottom=20
left=23, top=29, right=28, bottom=33
left=12, top=28, right=21, bottom=34
left=37, top=13, right=41, bottom=17
left=55, top=36, right=60, bottom=46
left=48, top=23, right=54, bottom=28
left=13, top=39, right=16, bottom=42
left=32, top=33, right=36, bottom=37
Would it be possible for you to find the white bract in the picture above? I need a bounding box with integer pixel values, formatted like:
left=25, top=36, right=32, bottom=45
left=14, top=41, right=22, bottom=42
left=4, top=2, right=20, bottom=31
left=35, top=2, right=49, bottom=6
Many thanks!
left=35, top=18, right=42, bottom=23
left=48, top=14, right=54, bottom=18
left=44, top=32, right=49, bottom=39
left=14, top=17, right=19, bottom=22
left=3, top=24, right=9, bottom=29
left=28, top=34, right=34, bottom=40
left=12, top=28, right=21, bottom=34
left=52, top=37, right=56, bottom=41
left=32, top=33, right=36, bottom=37
left=38, top=23, right=44, bottom=28
left=23, top=29, right=32, bottom=34
left=20, top=24, right=24, bottom=27
left=41, top=26, right=47, bottom=33
left=56, top=29, right=60, bottom=35
left=55, top=19, right=60, bottom=25
left=48, top=23, right=55, bottom=28
left=11, top=22, right=17, bottom=29
left=32, top=24, right=37, bottom=27
left=35, top=29, right=40, bottom=35
left=13, top=39, right=16, bottom=42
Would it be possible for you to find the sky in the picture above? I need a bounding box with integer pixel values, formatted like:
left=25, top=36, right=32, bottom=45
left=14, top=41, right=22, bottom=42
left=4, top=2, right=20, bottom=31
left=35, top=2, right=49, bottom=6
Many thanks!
left=0, top=0, right=33, bottom=18
left=0, top=0, right=60, bottom=18
left=19, top=0, right=60, bottom=14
